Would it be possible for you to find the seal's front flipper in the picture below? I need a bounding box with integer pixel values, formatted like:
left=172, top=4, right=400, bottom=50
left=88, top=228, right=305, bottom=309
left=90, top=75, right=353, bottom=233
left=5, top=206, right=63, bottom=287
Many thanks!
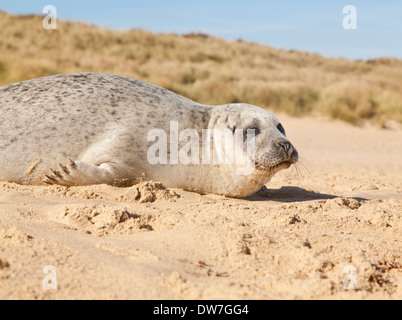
left=43, top=159, right=128, bottom=186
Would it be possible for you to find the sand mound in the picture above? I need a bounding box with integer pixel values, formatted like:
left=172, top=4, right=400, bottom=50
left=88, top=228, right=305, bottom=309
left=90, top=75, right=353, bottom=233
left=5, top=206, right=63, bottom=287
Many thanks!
left=47, top=204, right=157, bottom=237
left=116, top=181, right=179, bottom=203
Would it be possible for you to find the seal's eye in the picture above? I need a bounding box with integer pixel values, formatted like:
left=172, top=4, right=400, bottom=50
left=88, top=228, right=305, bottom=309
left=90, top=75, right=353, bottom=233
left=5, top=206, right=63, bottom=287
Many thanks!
left=277, top=123, right=286, bottom=136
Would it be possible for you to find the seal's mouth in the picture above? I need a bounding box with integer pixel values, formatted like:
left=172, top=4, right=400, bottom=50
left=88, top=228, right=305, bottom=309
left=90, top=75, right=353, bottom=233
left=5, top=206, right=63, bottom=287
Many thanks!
left=277, top=160, right=293, bottom=169
left=255, top=159, right=295, bottom=172
left=253, top=146, right=299, bottom=174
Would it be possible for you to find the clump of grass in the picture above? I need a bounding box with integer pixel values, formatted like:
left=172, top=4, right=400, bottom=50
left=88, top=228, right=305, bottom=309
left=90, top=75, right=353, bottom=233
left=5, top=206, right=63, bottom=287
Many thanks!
left=0, top=11, right=401, bottom=126
left=256, top=85, right=320, bottom=116
left=0, top=58, right=8, bottom=75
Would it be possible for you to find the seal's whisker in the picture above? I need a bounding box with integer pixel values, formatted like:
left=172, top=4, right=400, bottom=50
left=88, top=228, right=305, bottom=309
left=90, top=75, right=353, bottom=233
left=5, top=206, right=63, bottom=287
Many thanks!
left=289, top=163, right=297, bottom=177
left=297, top=158, right=310, bottom=176
left=258, top=169, right=269, bottom=193
left=294, top=163, right=303, bottom=180
left=254, top=170, right=268, bottom=195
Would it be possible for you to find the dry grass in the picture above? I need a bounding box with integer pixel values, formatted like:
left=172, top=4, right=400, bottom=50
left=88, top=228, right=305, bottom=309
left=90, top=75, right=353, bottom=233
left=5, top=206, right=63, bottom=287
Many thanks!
left=1, top=11, right=402, bottom=125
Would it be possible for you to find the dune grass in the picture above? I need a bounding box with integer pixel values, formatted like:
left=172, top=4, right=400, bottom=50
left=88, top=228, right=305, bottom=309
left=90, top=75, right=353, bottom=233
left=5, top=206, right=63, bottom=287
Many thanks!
left=1, top=11, right=401, bottom=126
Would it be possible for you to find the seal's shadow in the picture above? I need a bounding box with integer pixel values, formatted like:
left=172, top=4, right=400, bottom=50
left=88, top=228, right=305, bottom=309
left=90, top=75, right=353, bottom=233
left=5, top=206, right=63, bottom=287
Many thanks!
left=247, top=186, right=367, bottom=203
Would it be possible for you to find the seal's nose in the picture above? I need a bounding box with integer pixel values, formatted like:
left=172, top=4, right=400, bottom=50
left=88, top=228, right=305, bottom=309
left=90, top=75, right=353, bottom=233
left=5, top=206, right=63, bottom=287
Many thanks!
left=278, top=140, right=298, bottom=163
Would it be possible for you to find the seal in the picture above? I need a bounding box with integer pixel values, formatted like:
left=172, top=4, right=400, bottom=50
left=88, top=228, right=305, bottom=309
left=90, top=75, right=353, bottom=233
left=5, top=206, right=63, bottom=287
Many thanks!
left=0, top=73, right=298, bottom=197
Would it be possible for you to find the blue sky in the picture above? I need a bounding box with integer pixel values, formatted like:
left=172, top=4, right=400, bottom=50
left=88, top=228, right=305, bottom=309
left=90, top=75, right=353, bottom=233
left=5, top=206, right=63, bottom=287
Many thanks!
left=1, top=0, right=401, bottom=60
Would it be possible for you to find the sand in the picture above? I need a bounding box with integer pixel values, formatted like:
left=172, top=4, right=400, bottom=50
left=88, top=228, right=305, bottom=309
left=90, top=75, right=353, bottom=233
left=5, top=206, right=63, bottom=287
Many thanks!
left=0, top=115, right=401, bottom=300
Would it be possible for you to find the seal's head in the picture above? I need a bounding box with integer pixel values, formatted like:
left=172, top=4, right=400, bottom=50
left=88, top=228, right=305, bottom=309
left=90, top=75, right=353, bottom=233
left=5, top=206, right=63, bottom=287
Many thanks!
left=209, top=103, right=298, bottom=196
left=237, top=104, right=298, bottom=174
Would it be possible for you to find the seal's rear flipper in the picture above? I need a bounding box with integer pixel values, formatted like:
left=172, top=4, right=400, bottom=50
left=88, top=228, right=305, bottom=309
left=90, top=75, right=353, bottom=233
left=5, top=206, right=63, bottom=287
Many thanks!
left=43, top=159, right=127, bottom=186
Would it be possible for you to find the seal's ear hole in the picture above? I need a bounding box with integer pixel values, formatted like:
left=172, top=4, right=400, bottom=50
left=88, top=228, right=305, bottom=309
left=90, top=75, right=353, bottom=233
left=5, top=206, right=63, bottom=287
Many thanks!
left=277, top=123, right=286, bottom=136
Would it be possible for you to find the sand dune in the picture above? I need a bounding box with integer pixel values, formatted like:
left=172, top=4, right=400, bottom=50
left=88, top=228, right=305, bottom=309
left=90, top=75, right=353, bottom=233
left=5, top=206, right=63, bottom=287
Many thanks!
left=0, top=114, right=400, bottom=299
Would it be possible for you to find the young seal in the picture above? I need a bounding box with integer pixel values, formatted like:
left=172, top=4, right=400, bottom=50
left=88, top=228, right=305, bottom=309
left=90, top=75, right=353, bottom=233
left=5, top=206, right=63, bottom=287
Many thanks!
left=0, top=73, right=298, bottom=197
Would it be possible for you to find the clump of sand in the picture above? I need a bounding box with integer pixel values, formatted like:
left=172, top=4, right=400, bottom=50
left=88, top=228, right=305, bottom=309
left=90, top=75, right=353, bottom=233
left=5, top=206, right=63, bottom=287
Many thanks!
left=116, top=181, right=179, bottom=203
left=48, top=204, right=155, bottom=237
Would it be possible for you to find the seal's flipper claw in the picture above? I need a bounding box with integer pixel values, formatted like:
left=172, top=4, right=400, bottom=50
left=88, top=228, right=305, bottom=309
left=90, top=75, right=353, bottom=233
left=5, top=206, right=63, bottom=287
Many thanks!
left=59, top=163, right=70, bottom=174
left=44, top=175, right=56, bottom=184
left=69, top=158, right=76, bottom=168
left=51, top=169, right=63, bottom=179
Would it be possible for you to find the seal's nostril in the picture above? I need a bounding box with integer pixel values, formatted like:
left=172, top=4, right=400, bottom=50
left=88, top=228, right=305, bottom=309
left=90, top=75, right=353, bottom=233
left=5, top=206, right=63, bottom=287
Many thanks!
left=278, top=141, right=292, bottom=156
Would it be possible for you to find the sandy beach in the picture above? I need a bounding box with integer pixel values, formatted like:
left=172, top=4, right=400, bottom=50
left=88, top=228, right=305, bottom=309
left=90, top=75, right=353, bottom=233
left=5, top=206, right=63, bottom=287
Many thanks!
left=0, top=114, right=400, bottom=300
